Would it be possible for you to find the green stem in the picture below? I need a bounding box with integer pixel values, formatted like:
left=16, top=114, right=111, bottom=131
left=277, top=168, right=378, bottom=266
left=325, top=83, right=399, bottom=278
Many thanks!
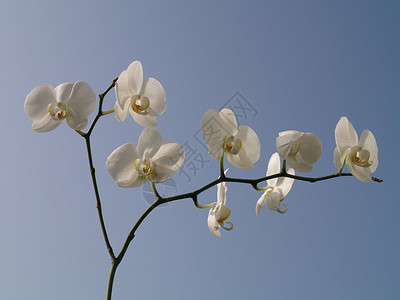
left=219, top=154, right=225, bottom=178
left=86, top=78, right=118, bottom=136
left=79, top=78, right=118, bottom=299
left=84, top=135, right=115, bottom=259
left=102, top=108, right=115, bottom=115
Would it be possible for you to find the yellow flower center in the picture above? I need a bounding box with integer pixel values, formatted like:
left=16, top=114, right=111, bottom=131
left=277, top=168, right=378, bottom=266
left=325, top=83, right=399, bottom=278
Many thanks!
left=134, top=158, right=153, bottom=176
left=223, top=136, right=242, bottom=155
left=132, top=95, right=150, bottom=115
left=47, top=102, right=67, bottom=120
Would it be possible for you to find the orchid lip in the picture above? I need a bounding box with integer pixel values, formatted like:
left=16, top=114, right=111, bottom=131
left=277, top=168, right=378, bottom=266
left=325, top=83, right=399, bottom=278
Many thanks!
left=223, top=136, right=242, bottom=155
left=132, top=95, right=150, bottom=115
left=351, top=146, right=372, bottom=168
left=47, top=102, right=67, bottom=120
left=134, top=158, right=153, bottom=176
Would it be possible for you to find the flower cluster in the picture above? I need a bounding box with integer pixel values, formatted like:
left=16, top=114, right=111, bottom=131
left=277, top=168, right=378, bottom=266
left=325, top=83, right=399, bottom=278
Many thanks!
left=24, top=60, right=379, bottom=240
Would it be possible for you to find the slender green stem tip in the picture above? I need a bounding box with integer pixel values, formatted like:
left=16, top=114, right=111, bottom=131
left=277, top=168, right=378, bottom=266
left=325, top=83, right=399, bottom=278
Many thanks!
left=102, top=108, right=115, bottom=115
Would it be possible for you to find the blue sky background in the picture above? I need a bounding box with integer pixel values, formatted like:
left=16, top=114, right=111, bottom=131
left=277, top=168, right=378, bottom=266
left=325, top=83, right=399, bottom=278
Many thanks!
left=1, top=0, right=399, bottom=299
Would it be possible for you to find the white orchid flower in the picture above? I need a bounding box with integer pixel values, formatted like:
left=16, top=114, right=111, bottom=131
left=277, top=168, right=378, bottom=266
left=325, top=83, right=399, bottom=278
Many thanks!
left=208, top=177, right=233, bottom=238
left=276, top=130, right=322, bottom=173
left=24, top=81, right=96, bottom=132
left=200, top=108, right=260, bottom=170
left=256, top=153, right=295, bottom=216
left=115, top=61, right=166, bottom=127
left=334, top=117, right=378, bottom=183
left=106, top=128, right=184, bottom=188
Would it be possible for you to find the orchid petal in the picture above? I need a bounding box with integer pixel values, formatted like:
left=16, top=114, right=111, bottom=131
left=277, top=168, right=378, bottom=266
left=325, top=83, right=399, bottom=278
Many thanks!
left=66, top=81, right=96, bottom=118
left=236, top=125, right=261, bottom=164
left=54, top=82, right=73, bottom=103
left=217, top=181, right=227, bottom=205
left=24, top=84, right=56, bottom=120
left=265, top=191, right=283, bottom=211
left=285, top=156, right=313, bottom=173
left=277, top=168, right=295, bottom=197
left=335, top=117, right=358, bottom=154
left=219, top=108, right=238, bottom=136
left=359, top=130, right=378, bottom=173
left=256, top=193, right=267, bottom=216
left=266, top=153, right=280, bottom=186
left=137, top=128, right=163, bottom=158
left=131, top=110, right=158, bottom=127
left=208, top=208, right=221, bottom=238
left=276, top=130, right=303, bottom=158
left=334, top=147, right=344, bottom=170
left=140, top=77, right=167, bottom=116
left=106, top=143, right=140, bottom=187
left=32, top=113, right=62, bottom=132
left=201, top=109, right=227, bottom=160
left=150, top=142, right=185, bottom=183
left=298, top=133, right=322, bottom=164
left=226, top=149, right=254, bottom=170
left=115, top=99, right=130, bottom=122
left=65, top=106, right=88, bottom=130
left=126, top=61, right=143, bottom=96
left=115, top=70, right=132, bottom=108
left=347, top=160, right=372, bottom=183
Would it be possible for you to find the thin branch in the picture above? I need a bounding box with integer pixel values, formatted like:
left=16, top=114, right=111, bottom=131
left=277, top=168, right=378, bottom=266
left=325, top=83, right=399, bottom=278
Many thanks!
left=80, top=78, right=119, bottom=260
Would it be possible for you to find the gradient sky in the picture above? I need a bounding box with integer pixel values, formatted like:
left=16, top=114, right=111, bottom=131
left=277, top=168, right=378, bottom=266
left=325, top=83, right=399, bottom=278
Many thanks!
left=1, top=1, right=399, bottom=299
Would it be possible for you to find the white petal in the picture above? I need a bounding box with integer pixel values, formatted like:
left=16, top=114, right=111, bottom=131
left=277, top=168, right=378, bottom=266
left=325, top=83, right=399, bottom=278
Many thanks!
left=54, top=82, right=73, bottom=103
left=226, top=149, right=254, bottom=170
left=215, top=204, right=231, bottom=222
left=201, top=109, right=228, bottom=160
left=256, top=193, right=267, bottom=216
left=66, top=81, right=96, bottom=118
left=298, top=133, right=322, bottom=164
left=219, top=108, right=238, bottom=136
left=127, top=61, right=143, bottom=96
left=266, top=152, right=280, bottom=186
left=115, top=70, right=132, bottom=108
left=265, top=191, right=283, bottom=211
left=114, top=99, right=130, bottom=122
left=32, top=113, right=62, bottom=132
left=140, top=77, right=166, bottom=116
left=131, top=110, right=158, bottom=127
left=347, top=159, right=372, bottom=183
left=276, top=131, right=303, bottom=159
left=277, top=168, right=295, bottom=197
left=137, top=127, right=163, bottom=158
left=285, top=156, right=313, bottom=173
left=335, top=117, right=358, bottom=154
left=236, top=125, right=261, bottom=164
left=334, top=147, right=344, bottom=170
left=217, top=181, right=227, bottom=205
left=150, top=142, right=185, bottom=182
left=359, top=130, right=378, bottom=173
left=24, top=84, right=56, bottom=120
left=66, top=106, right=88, bottom=130
left=208, top=209, right=221, bottom=238
left=106, top=143, right=140, bottom=187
